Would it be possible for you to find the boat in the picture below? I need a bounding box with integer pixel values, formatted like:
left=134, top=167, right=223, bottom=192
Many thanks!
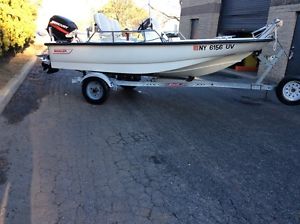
left=39, top=14, right=300, bottom=106
left=43, top=14, right=281, bottom=79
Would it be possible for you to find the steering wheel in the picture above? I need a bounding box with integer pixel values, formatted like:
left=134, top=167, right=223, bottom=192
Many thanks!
left=138, top=18, right=153, bottom=30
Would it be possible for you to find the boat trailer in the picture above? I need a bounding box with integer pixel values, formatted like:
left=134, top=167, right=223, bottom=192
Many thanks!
left=66, top=46, right=300, bottom=106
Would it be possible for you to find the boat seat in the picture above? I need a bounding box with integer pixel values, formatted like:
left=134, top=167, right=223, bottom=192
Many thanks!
left=110, top=19, right=121, bottom=32
left=94, top=13, right=125, bottom=42
left=94, top=13, right=111, bottom=31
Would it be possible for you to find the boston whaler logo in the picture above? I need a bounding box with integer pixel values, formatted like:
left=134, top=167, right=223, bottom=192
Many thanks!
left=53, top=49, right=73, bottom=54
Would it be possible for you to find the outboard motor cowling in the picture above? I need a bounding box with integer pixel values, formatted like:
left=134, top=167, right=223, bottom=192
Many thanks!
left=47, top=15, right=78, bottom=42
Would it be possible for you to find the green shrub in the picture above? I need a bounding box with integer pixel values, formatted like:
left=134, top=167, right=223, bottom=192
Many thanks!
left=0, top=0, right=38, bottom=56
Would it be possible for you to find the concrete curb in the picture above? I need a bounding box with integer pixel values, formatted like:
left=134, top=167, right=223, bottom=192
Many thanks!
left=0, top=57, right=37, bottom=114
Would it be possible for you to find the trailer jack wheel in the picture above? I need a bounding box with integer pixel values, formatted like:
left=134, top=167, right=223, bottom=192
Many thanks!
left=276, top=77, right=300, bottom=105
left=82, top=77, right=110, bottom=104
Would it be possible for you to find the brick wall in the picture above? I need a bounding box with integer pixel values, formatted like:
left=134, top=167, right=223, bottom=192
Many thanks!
left=258, top=3, right=300, bottom=81
left=179, top=0, right=221, bottom=39
left=179, top=0, right=300, bottom=81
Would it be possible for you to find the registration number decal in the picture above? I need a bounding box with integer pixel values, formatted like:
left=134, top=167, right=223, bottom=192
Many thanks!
left=193, top=44, right=235, bottom=51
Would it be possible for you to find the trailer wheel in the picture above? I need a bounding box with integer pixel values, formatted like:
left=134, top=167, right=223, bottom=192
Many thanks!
left=82, top=77, right=110, bottom=104
left=276, top=77, right=300, bottom=105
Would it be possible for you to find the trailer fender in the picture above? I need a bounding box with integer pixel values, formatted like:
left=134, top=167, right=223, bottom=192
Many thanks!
left=82, top=72, right=113, bottom=88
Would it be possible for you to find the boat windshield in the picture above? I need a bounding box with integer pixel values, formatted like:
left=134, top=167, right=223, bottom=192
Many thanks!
left=87, top=29, right=163, bottom=43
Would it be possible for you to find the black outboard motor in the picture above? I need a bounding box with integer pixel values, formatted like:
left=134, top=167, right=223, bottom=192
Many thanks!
left=47, top=15, right=78, bottom=42
left=42, top=15, right=78, bottom=74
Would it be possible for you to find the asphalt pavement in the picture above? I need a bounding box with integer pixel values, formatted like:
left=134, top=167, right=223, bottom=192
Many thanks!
left=0, top=63, right=299, bottom=224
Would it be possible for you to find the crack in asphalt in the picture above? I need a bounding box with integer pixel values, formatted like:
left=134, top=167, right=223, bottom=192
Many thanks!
left=1, top=65, right=300, bottom=223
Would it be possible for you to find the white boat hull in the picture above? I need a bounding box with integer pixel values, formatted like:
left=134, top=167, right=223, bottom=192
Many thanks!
left=46, top=39, right=270, bottom=77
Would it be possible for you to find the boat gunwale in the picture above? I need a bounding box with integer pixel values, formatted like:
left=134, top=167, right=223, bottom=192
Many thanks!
left=45, top=38, right=273, bottom=46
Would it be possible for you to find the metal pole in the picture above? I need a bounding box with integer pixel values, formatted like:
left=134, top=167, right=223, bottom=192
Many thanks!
left=148, top=0, right=151, bottom=18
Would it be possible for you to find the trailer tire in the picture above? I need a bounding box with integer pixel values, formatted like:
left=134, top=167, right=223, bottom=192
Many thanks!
left=276, top=77, right=300, bottom=106
left=82, top=77, right=110, bottom=104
